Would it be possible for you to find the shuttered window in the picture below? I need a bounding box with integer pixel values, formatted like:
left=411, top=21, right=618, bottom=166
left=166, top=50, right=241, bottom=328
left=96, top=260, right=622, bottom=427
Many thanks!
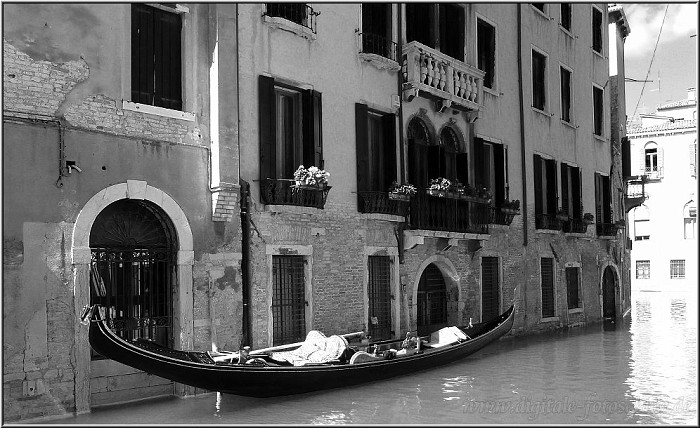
left=272, top=256, right=306, bottom=345
left=355, top=104, right=396, bottom=193
left=636, top=260, right=650, bottom=279
left=593, top=85, right=604, bottom=136
left=475, top=138, right=507, bottom=206
left=565, top=266, right=581, bottom=309
left=477, top=18, right=496, bottom=89
left=368, top=256, right=392, bottom=340
left=592, top=6, right=603, bottom=53
left=481, top=257, right=500, bottom=321
left=534, top=154, right=558, bottom=223
left=594, top=173, right=612, bottom=224
left=259, top=76, right=323, bottom=182
left=561, top=163, right=581, bottom=218
left=541, top=258, right=555, bottom=318
left=532, top=50, right=547, bottom=110
left=690, top=142, right=697, bottom=177
left=560, top=67, right=572, bottom=122
left=131, top=4, right=182, bottom=111
left=670, top=260, right=686, bottom=279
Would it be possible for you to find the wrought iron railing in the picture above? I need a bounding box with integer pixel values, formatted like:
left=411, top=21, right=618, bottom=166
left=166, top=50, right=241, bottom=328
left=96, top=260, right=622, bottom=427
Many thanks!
left=644, top=166, right=663, bottom=180
left=488, top=207, right=518, bottom=226
left=407, top=190, right=489, bottom=234
left=264, top=3, right=320, bottom=33
left=596, top=223, right=618, bottom=236
left=358, top=32, right=398, bottom=62
left=357, top=191, right=410, bottom=216
left=535, top=213, right=564, bottom=231
left=261, top=178, right=331, bottom=209
left=563, top=218, right=589, bottom=233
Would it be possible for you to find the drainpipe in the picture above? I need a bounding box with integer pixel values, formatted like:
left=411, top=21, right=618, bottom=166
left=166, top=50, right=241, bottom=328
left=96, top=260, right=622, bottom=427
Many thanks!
left=517, top=4, right=528, bottom=247
left=240, top=179, right=252, bottom=347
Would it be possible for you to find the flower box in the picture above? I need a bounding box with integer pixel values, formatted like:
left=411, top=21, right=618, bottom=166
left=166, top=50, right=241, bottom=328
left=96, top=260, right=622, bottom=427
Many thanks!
left=389, top=192, right=410, bottom=201
left=427, top=189, right=447, bottom=197
left=500, top=207, right=520, bottom=215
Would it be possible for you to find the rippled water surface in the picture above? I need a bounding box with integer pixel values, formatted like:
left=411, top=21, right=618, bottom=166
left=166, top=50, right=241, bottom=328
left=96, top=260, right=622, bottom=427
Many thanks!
left=49, top=290, right=697, bottom=425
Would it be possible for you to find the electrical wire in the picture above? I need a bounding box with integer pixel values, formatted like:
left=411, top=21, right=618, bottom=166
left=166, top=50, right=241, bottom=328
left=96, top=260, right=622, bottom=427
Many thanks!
left=631, top=5, right=669, bottom=118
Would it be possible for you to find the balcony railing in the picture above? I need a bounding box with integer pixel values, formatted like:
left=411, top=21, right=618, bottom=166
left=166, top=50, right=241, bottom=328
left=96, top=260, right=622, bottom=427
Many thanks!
left=402, top=41, right=485, bottom=111
left=625, top=176, right=648, bottom=213
left=358, top=33, right=398, bottom=62
left=563, top=218, right=590, bottom=233
left=535, top=213, right=564, bottom=231
left=644, top=166, right=663, bottom=180
left=357, top=191, right=409, bottom=217
left=261, top=178, right=330, bottom=209
left=489, top=207, right=518, bottom=226
left=264, top=3, right=319, bottom=34
left=407, top=190, right=489, bottom=234
left=596, top=223, right=618, bottom=237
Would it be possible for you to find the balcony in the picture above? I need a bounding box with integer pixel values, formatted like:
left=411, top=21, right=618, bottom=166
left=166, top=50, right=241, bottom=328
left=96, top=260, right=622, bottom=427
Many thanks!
left=596, top=223, right=618, bottom=237
left=263, top=3, right=320, bottom=36
left=643, top=166, right=663, bottom=181
left=402, top=41, right=485, bottom=113
left=563, top=218, right=590, bottom=234
left=488, top=207, right=519, bottom=226
left=624, top=175, right=647, bottom=213
left=406, top=190, right=489, bottom=235
left=357, top=191, right=409, bottom=217
left=535, top=213, right=564, bottom=231
left=261, top=179, right=330, bottom=209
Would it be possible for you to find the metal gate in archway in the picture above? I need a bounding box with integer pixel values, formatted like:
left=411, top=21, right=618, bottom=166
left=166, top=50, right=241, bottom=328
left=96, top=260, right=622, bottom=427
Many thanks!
left=602, top=266, right=617, bottom=319
left=89, top=199, right=177, bottom=357
left=417, top=263, right=447, bottom=337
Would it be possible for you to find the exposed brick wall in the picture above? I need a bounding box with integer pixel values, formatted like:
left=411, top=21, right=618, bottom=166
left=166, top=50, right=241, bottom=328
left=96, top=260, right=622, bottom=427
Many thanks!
left=212, top=189, right=239, bottom=222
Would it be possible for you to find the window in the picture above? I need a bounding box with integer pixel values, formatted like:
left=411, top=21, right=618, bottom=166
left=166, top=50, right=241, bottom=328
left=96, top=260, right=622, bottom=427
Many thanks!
left=642, top=142, right=663, bottom=179
left=272, top=255, right=307, bottom=345
left=368, top=256, right=392, bottom=340
left=475, top=138, right=508, bottom=207
left=594, top=172, right=613, bottom=234
left=565, top=266, right=581, bottom=309
left=131, top=4, right=182, bottom=111
left=636, top=260, right=650, bottom=279
left=533, top=154, right=558, bottom=229
left=560, top=163, right=581, bottom=218
left=477, top=18, right=496, bottom=89
left=592, top=6, right=603, bottom=53
left=690, top=141, right=697, bottom=177
left=633, top=205, right=651, bottom=241
left=481, top=257, right=500, bottom=321
left=560, top=3, right=572, bottom=32
left=258, top=75, right=323, bottom=182
left=360, top=3, right=395, bottom=61
left=406, top=3, right=465, bottom=61
left=560, top=66, right=572, bottom=122
left=541, top=258, right=555, bottom=318
left=355, top=103, right=396, bottom=194
left=593, top=85, right=604, bottom=136
left=532, top=49, right=547, bottom=111
left=670, top=260, right=686, bottom=279
left=265, top=3, right=318, bottom=33
left=408, top=118, right=467, bottom=188
left=684, top=203, right=696, bottom=240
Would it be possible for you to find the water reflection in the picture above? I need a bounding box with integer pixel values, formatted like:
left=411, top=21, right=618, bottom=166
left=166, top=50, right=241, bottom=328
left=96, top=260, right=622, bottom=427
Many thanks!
left=52, top=291, right=696, bottom=425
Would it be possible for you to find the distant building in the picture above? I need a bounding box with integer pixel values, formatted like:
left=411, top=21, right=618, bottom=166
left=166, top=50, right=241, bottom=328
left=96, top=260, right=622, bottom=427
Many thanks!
left=627, top=88, right=698, bottom=291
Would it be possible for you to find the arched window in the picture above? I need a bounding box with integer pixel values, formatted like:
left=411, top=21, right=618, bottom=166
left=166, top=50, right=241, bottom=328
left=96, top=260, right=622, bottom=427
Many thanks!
left=641, top=141, right=663, bottom=179
left=408, top=118, right=467, bottom=188
left=633, top=205, right=650, bottom=241
left=684, top=201, right=696, bottom=240
left=407, top=117, right=432, bottom=188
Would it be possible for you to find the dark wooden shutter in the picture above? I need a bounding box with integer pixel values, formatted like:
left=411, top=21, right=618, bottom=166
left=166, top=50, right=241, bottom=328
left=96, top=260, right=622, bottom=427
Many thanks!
left=154, top=9, right=182, bottom=110
left=561, top=163, right=569, bottom=215
left=481, top=256, right=500, bottom=321
left=602, top=174, right=612, bottom=223
left=382, top=113, right=397, bottom=188
left=594, top=173, right=602, bottom=222
left=132, top=4, right=154, bottom=105
left=474, top=138, right=485, bottom=187
left=541, top=258, right=555, bottom=318
left=355, top=103, right=370, bottom=194
left=572, top=167, right=582, bottom=218
left=368, top=256, right=392, bottom=340
left=259, top=75, right=276, bottom=182
left=533, top=154, right=542, bottom=216
left=546, top=159, right=557, bottom=214
left=494, top=144, right=505, bottom=205
left=456, top=153, right=469, bottom=186
left=427, top=145, right=441, bottom=179
left=303, top=90, right=323, bottom=169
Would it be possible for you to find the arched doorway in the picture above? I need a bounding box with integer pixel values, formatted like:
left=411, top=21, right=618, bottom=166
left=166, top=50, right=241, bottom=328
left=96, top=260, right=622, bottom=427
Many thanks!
left=602, top=266, right=617, bottom=319
left=417, top=264, right=448, bottom=336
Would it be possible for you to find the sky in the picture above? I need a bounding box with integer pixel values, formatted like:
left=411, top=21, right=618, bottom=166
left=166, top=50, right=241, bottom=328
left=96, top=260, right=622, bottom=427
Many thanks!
left=621, top=2, right=699, bottom=119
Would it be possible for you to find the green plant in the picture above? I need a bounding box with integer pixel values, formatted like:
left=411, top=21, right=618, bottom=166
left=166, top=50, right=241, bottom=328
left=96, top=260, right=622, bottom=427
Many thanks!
left=293, top=165, right=330, bottom=187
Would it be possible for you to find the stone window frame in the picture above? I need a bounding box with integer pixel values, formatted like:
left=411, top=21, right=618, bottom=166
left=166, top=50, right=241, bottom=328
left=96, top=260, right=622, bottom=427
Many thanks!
left=357, top=4, right=400, bottom=71
left=475, top=13, right=498, bottom=95
left=564, top=262, right=584, bottom=313
left=363, top=247, right=401, bottom=340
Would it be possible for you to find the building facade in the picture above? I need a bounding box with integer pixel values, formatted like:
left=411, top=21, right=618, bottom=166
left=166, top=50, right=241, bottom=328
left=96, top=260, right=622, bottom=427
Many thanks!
left=3, top=3, right=631, bottom=422
left=627, top=88, right=698, bottom=291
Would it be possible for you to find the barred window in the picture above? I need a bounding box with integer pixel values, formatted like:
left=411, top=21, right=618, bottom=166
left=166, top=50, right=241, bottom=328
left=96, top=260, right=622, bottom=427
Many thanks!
left=670, top=260, right=685, bottom=279
left=636, top=260, right=650, bottom=279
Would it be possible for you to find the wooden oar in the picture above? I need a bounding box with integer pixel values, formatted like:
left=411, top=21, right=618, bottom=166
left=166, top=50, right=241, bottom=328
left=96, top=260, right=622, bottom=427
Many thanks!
left=249, top=331, right=365, bottom=355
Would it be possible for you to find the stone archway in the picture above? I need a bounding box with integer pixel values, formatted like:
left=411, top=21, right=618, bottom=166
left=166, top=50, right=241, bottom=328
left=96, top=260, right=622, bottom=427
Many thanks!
left=411, top=256, right=462, bottom=334
left=71, top=180, right=193, bottom=412
left=601, top=264, right=619, bottom=320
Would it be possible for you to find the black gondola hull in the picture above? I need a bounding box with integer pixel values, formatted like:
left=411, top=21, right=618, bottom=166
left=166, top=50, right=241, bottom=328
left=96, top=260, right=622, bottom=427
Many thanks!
left=88, top=305, right=515, bottom=397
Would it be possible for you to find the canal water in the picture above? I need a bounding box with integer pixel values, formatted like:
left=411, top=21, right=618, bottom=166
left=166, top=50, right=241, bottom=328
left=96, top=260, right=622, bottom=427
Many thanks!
left=44, top=290, right=697, bottom=425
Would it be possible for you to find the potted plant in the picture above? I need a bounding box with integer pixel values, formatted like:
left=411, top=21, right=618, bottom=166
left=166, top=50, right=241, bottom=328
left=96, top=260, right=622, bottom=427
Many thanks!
left=388, top=181, right=417, bottom=201
left=476, top=185, right=492, bottom=203
left=447, top=180, right=466, bottom=199
left=292, top=165, right=330, bottom=190
left=555, top=208, right=570, bottom=221
left=500, top=199, right=521, bottom=215
left=582, top=212, right=594, bottom=224
left=427, top=177, right=451, bottom=197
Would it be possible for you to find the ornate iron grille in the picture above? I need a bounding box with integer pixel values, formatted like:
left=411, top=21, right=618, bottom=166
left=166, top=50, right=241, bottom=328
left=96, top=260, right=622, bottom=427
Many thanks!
left=272, top=255, right=306, bottom=345
left=563, top=218, right=589, bottom=233
left=262, top=178, right=331, bottom=209
left=264, top=3, right=319, bottom=33
left=359, top=32, right=397, bottom=61
left=481, top=256, right=500, bottom=321
left=540, top=258, right=555, bottom=318
left=489, top=206, right=517, bottom=226
left=535, top=213, right=563, bottom=231
left=368, top=256, right=392, bottom=340
left=408, top=190, right=489, bottom=234
left=596, top=223, right=617, bottom=236
left=358, top=191, right=409, bottom=216
left=417, top=264, right=447, bottom=336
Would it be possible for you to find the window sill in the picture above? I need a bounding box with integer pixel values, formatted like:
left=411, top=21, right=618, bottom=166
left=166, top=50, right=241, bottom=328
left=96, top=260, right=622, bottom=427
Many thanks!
left=358, top=53, right=400, bottom=72
left=540, top=316, right=559, bottom=323
left=592, top=49, right=605, bottom=60
left=263, top=15, right=317, bottom=40
left=532, top=106, right=552, bottom=118
left=264, top=204, right=323, bottom=215
left=362, top=213, right=405, bottom=223
left=568, top=308, right=584, bottom=314
left=561, top=119, right=577, bottom=130
left=535, top=228, right=561, bottom=235
left=483, top=86, right=500, bottom=97
left=531, top=6, right=550, bottom=20
left=564, top=232, right=590, bottom=238
left=593, top=134, right=607, bottom=143
left=559, top=26, right=574, bottom=38
left=122, top=101, right=195, bottom=122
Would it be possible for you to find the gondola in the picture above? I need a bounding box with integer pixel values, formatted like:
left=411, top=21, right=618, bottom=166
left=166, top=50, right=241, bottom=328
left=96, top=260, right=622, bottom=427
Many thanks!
left=82, top=304, right=515, bottom=397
